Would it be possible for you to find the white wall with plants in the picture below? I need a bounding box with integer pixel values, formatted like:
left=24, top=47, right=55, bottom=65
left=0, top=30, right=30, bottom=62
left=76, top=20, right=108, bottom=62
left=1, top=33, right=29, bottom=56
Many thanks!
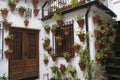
left=0, top=0, right=117, bottom=80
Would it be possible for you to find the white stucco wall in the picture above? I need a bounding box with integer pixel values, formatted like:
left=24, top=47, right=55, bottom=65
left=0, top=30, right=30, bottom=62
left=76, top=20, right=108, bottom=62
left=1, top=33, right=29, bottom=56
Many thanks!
left=0, top=0, right=117, bottom=80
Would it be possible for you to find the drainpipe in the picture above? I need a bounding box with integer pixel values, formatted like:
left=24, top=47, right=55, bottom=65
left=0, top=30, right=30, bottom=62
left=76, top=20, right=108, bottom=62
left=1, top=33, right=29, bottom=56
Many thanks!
left=85, top=5, right=91, bottom=80
left=42, top=0, right=48, bottom=21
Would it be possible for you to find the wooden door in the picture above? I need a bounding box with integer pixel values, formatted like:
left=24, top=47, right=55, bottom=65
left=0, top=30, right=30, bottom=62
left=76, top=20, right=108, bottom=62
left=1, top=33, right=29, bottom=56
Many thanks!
left=9, top=28, right=39, bottom=80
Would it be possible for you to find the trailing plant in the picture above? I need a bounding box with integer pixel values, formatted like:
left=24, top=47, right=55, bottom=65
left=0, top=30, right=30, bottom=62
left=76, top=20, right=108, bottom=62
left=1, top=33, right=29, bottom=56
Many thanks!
left=52, top=13, right=62, bottom=21
left=43, top=54, right=49, bottom=65
left=44, top=24, right=50, bottom=33
left=70, top=0, right=78, bottom=7
left=6, top=34, right=14, bottom=40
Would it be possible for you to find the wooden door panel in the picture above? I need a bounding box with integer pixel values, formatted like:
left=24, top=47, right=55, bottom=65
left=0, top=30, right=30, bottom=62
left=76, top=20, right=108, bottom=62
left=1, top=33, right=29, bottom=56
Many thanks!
left=9, top=28, right=39, bottom=80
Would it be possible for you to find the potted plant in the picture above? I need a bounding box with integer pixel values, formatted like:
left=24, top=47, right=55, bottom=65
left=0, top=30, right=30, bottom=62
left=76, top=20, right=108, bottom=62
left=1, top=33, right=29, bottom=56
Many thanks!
left=63, top=52, right=71, bottom=62
left=76, top=15, right=84, bottom=28
left=43, top=54, right=49, bottom=65
left=67, top=65, right=76, bottom=77
left=94, top=28, right=101, bottom=38
left=50, top=65, right=59, bottom=73
left=18, top=6, right=25, bottom=16
left=72, top=43, right=80, bottom=53
left=70, top=0, right=78, bottom=7
left=93, top=15, right=100, bottom=24
left=79, top=50, right=86, bottom=71
left=44, top=24, right=50, bottom=34
left=32, top=0, right=39, bottom=8
left=3, top=19, right=12, bottom=30
left=5, top=34, right=14, bottom=45
left=1, top=8, right=9, bottom=18
left=55, top=35, right=63, bottom=46
left=77, top=31, right=85, bottom=42
left=95, top=50, right=104, bottom=63
left=94, top=40, right=101, bottom=50
left=60, top=64, right=66, bottom=74
left=5, top=48, right=13, bottom=59
left=24, top=19, right=29, bottom=27
left=51, top=24, right=57, bottom=36
left=52, top=13, right=63, bottom=27
left=44, top=37, right=50, bottom=46
left=8, top=0, right=16, bottom=11
left=33, top=7, right=39, bottom=16
left=46, top=46, right=52, bottom=54
left=50, top=53, right=57, bottom=61
left=63, top=27, right=70, bottom=35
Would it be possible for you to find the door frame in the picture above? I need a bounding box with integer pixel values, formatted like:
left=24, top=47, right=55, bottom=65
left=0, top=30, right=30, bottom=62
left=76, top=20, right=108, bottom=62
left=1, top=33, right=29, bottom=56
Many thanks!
left=8, top=27, right=40, bottom=80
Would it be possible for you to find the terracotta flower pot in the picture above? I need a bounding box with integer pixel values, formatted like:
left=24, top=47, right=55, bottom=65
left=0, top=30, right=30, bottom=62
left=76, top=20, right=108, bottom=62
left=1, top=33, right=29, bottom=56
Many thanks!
left=24, top=19, right=29, bottom=27
left=106, top=51, right=113, bottom=57
left=45, top=27, right=50, bottom=34
left=60, top=64, right=66, bottom=74
left=56, top=38, right=63, bottom=46
left=1, top=9, right=8, bottom=18
left=72, top=44, right=80, bottom=53
left=51, top=55, right=57, bottom=61
left=44, top=59, right=48, bottom=65
left=93, top=15, right=100, bottom=24
left=51, top=30, right=57, bottom=36
left=5, top=38, right=12, bottom=45
left=95, top=41, right=101, bottom=50
left=65, top=55, right=71, bottom=62
left=19, top=8, right=25, bottom=16
left=94, top=30, right=101, bottom=38
left=96, top=58, right=103, bottom=63
left=9, top=4, right=16, bottom=11
left=34, top=9, right=39, bottom=16
left=78, top=34, right=85, bottom=42
left=70, top=71, right=76, bottom=77
left=32, top=0, right=39, bottom=7
left=5, top=51, right=12, bottom=59
left=77, top=19, right=84, bottom=28
left=57, top=20, right=63, bottom=27
left=4, top=23, right=11, bottom=30
left=79, top=63, right=86, bottom=71
left=63, top=27, right=70, bottom=35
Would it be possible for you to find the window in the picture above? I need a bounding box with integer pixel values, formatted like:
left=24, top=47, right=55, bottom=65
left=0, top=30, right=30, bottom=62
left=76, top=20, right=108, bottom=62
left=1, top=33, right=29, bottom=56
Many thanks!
left=54, top=21, right=74, bottom=57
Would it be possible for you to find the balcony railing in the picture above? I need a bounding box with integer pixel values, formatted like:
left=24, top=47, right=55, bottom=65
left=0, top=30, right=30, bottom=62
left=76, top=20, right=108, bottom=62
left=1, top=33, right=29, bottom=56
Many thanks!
left=41, top=0, right=108, bottom=20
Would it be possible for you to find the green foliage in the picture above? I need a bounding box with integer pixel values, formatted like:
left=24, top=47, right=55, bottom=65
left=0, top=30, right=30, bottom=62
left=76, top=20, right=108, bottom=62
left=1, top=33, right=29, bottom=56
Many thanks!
left=63, top=52, right=70, bottom=57
left=0, top=74, right=7, bottom=80
left=95, top=50, right=104, bottom=59
left=6, top=34, right=14, bottom=40
left=51, top=24, right=57, bottom=31
left=44, top=54, right=48, bottom=60
left=8, top=0, right=16, bottom=4
left=6, top=48, right=13, bottom=53
left=55, top=35, right=62, bottom=40
left=76, top=15, right=83, bottom=21
left=67, top=65, right=76, bottom=73
left=70, top=0, right=78, bottom=7
left=44, top=24, right=50, bottom=29
left=2, top=19, right=12, bottom=24
left=52, top=13, right=62, bottom=20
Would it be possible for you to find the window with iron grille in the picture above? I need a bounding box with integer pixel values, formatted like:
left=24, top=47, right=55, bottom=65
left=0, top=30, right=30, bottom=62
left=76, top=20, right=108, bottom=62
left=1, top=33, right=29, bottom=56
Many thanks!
left=54, top=21, right=74, bottom=57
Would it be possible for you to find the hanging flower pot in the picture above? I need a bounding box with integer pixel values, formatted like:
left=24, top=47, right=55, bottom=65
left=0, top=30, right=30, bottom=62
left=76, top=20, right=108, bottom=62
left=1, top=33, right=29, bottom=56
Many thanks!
left=3, top=19, right=12, bottom=30
left=72, top=43, right=80, bottom=53
left=95, top=40, right=101, bottom=50
left=51, top=24, right=57, bottom=36
left=68, top=66, right=76, bottom=77
left=24, top=19, right=29, bottom=27
left=106, top=50, right=113, bottom=57
left=5, top=34, right=14, bottom=45
left=5, top=49, right=12, bottom=59
left=76, top=15, right=84, bottom=28
left=1, top=8, right=9, bottom=18
left=77, top=31, right=85, bottom=42
left=43, top=55, right=49, bottom=65
left=44, top=37, right=50, bottom=46
left=18, top=6, right=25, bottom=16
left=34, top=7, right=39, bottom=16
left=55, top=36, right=63, bottom=46
left=52, top=13, right=63, bottom=27
left=63, top=52, right=71, bottom=62
left=50, top=54, right=57, bottom=61
left=63, top=27, right=70, bottom=35
left=32, top=0, right=39, bottom=7
left=94, top=29, right=101, bottom=38
left=46, top=46, right=52, bottom=54
left=8, top=0, right=16, bottom=11
left=44, top=24, right=50, bottom=34
left=95, top=51, right=104, bottom=63
left=93, top=15, right=100, bottom=24
left=60, top=64, right=66, bottom=74
left=79, top=63, right=86, bottom=71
